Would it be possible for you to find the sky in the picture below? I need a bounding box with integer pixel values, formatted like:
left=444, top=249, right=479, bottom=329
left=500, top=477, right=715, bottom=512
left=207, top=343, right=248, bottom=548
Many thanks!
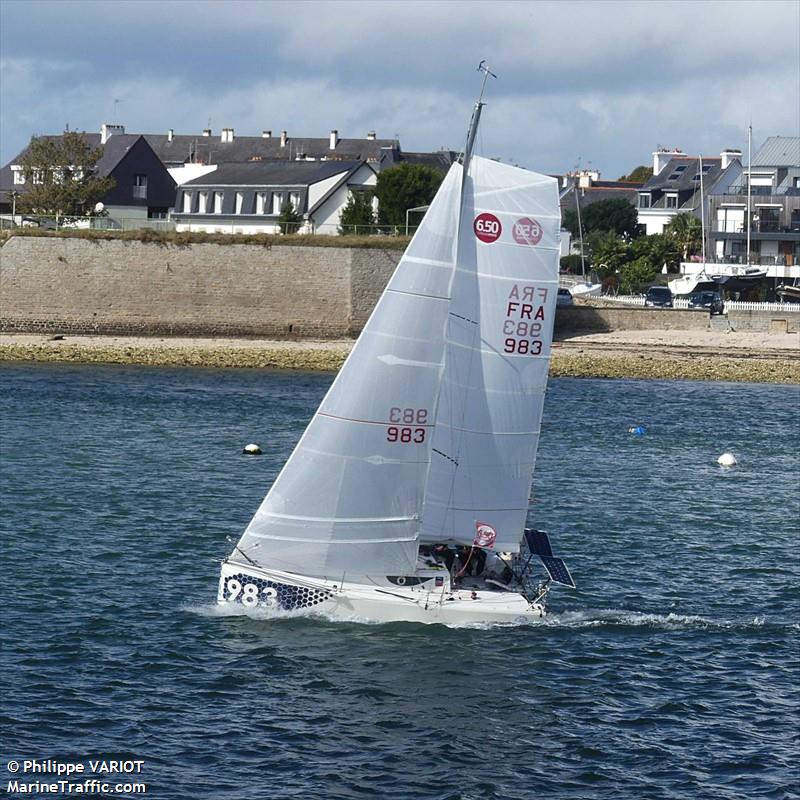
left=1, top=0, right=798, bottom=178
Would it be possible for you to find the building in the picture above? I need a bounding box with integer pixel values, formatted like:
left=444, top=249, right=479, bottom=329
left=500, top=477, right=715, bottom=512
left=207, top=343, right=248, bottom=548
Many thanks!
left=637, top=147, right=742, bottom=235
left=707, top=136, right=800, bottom=271
left=172, top=160, right=378, bottom=234
left=559, top=169, right=644, bottom=215
left=0, top=126, right=176, bottom=225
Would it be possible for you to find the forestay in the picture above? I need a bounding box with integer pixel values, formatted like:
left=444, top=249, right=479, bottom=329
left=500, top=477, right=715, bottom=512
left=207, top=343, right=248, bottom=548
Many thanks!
left=419, top=156, right=560, bottom=552
left=233, top=165, right=463, bottom=578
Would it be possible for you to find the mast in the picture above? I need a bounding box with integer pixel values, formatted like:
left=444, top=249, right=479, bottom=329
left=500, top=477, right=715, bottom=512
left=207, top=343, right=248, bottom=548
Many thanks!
left=747, top=123, right=752, bottom=266
left=699, top=155, right=706, bottom=266
left=575, top=176, right=587, bottom=278
left=461, top=61, right=496, bottom=195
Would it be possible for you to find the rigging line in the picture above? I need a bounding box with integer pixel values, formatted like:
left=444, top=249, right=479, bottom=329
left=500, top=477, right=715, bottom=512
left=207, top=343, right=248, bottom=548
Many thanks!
left=449, top=311, right=479, bottom=325
left=432, top=448, right=459, bottom=466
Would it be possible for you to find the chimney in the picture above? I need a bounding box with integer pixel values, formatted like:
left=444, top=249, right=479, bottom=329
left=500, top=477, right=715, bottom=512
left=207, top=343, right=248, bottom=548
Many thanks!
left=262, top=130, right=272, bottom=138
left=366, top=131, right=376, bottom=140
left=653, top=147, right=684, bottom=176
left=329, top=129, right=338, bottom=150
left=167, top=129, right=174, bottom=142
left=221, top=127, right=234, bottom=143
left=202, top=128, right=211, bottom=137
left=720, top=148, right=742, bottom=169
left=280, top=130, right=288, bottom=147
left=100, top=123, right=125, bottom=144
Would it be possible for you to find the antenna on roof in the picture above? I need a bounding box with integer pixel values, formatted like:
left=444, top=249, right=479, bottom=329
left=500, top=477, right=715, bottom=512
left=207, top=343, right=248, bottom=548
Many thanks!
left=113, top=99, right=119, bottom=119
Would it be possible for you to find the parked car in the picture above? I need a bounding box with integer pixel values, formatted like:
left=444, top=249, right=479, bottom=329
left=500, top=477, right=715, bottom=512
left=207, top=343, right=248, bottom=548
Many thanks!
left=644, top=286, right=673, bottom=308
left=557, top=287, right=574, bottom=307
left=688, top=290, right=724, bottom=315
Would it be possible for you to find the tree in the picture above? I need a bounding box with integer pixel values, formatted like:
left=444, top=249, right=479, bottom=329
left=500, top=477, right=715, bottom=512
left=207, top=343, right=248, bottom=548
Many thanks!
left=562, top=197, right=640, bottom=240
left=664, top=212, right=702, bottom=262
left=618, top=165, right=653, bottom=183
left=17, top=132, right=115, bottom=218
left=587, top=230, right=630, bottom=278
left=374, top=164, right=443, bottom=227
left=630, top=233, right=680, bottom=275
left=338, top=190, right=375, bottom=235
left=278, top=198, right=302, bottom=234
left=620, top=257, right=656, bottom=294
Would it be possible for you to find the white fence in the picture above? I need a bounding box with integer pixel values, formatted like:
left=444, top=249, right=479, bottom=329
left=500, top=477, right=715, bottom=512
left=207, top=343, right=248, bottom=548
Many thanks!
left=588, top=294, right=800, bottom=313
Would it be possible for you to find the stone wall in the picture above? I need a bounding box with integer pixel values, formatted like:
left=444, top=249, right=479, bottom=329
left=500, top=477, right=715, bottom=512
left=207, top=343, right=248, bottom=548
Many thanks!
left=2, top=237, right=796, bottom=338
left=0, top=237, right=402, bottom=338
left=553, top=305, right=711, bottom=334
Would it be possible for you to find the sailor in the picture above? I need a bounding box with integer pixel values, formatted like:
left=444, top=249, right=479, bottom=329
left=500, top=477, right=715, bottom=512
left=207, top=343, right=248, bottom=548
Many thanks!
left=483, top=550, right=512, bottom=584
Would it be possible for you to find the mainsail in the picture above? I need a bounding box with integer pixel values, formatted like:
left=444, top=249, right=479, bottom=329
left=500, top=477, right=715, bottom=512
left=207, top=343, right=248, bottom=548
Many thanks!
left=233, top=166, right=462, bottom=577
left=232, top=150, right=560, bottom=577
left=419, top=156, right=560, bottom=552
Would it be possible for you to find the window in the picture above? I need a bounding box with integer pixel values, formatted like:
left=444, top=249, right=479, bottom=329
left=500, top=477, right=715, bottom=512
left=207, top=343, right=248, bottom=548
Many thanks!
left=666, top=194, right=678, bottom=209
left=638, top=193, right=651, bottom=209
left=12, top=168, right=24, bottom=185
left=272, top=193, right=283, bottom=214
left=289, top=191, right=301, bottom=211
left=32, top=169, right=43, bottom=185
left=214, top=191, right=224, bottom=214
left=182, top=192, right=193, bottom=213
left=256, top=192, right=267, bottom=215
left=133, top=174, right=147, bottom=199
left=235, top=192, right=244, bottom=214
left=198, top=191, right=208, bottom=214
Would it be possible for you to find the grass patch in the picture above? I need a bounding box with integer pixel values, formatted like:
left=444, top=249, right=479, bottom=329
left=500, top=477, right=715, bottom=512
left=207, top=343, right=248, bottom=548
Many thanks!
left=0, top=227, right=411, bottom=250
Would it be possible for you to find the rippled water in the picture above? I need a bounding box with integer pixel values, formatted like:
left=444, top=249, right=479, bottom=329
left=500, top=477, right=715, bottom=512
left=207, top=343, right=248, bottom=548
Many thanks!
left=1, top=363, right=798, bottom=799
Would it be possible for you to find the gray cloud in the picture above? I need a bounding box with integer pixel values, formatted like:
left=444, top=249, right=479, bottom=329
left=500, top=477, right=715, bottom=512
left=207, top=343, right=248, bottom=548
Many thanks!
left=1, top=0, right=798, bottom=177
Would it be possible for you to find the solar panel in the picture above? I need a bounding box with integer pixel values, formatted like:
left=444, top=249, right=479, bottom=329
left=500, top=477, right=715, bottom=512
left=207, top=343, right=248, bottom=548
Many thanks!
left=539, top=556, right=576, bottom=588
left=524, top=529, right=553, bottom=557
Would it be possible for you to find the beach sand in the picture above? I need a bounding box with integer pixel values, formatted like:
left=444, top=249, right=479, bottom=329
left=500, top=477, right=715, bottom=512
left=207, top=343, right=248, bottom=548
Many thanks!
left=1, top=330, right=798, bottom=383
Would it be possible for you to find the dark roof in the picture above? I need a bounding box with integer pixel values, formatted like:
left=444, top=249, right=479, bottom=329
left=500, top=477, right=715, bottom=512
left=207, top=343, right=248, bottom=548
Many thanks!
left=560, top=182, right=642, bottom=211
left=752, top=136, right=800, bottom=167
left=395, top=150, right=457, bottom=172
left=180, top=160, right=366, bottom=187
left=639, top=157, right=725, bottom=210
left=143, top=133, right=399, bottom=166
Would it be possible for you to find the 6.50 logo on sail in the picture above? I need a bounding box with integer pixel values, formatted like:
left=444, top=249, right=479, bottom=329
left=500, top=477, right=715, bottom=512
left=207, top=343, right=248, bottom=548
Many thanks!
left=474, top=212, right=502, bottom=243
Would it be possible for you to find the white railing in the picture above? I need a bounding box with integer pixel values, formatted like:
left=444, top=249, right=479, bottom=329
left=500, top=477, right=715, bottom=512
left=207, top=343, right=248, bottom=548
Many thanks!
left=724, top=300, right=800, bottom=312
left=594, top=294, right=800, bottom=313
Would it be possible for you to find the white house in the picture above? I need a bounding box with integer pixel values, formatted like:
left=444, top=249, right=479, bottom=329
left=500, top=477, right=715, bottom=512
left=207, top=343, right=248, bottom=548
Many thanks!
left=171, top=160, right=377, bottom=234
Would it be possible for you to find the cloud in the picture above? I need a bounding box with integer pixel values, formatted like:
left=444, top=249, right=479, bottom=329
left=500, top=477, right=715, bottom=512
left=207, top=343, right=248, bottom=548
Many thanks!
left=1, top=0, right=798, bottom=177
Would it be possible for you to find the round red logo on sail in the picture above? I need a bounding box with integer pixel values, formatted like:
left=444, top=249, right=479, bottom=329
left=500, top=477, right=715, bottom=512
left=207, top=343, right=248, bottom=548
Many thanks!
left=512, top=217, right=543, bottom=246
left=474, top=212, right=502, bottom=243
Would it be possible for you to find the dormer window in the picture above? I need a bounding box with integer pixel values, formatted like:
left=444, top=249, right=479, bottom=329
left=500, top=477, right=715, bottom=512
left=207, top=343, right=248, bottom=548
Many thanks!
left=638, top=193, right=651, bottom=209
left=666, top=193, right=678, bottom=209
left=12, top=168, right=25, bottom=185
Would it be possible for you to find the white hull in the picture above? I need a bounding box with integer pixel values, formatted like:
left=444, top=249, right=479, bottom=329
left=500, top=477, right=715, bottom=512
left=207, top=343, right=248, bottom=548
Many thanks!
left=570, top=281, right=602, bottom=298
left=218, top=560, right=546, bottom=626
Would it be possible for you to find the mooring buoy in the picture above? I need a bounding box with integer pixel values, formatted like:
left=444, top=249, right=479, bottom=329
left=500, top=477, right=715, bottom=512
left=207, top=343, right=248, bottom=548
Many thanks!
left=243, top=443, right=263, bottom=455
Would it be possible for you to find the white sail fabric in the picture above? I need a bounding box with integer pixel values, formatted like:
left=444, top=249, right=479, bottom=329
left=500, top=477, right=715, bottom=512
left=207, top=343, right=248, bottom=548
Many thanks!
left=419, top=156, right=561, bottom=552
left=232, top=165, right=463, bottom=578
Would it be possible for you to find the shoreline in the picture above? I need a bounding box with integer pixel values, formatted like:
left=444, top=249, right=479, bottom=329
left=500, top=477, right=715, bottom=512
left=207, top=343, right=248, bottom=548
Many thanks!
left=1, top=332, right=798, bottom=384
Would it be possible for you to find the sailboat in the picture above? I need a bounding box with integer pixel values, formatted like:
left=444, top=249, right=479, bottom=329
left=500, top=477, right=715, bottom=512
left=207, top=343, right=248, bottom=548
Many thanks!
left=218, top=66, right=575, bottom=625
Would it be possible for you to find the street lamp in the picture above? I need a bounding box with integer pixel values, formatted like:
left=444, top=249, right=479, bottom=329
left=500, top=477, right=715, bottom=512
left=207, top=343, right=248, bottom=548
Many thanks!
left=11, top=190, right=19, bottom=225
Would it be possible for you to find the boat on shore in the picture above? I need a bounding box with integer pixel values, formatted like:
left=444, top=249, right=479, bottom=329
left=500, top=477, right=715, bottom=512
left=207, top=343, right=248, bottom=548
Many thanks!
left=217, top=66, right=574, bottom=625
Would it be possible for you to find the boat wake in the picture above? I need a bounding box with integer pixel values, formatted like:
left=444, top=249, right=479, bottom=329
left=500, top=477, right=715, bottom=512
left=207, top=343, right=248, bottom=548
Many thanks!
left=540, top=608, right=778, bottom=632
left=186, top=602, right=789, bottom=632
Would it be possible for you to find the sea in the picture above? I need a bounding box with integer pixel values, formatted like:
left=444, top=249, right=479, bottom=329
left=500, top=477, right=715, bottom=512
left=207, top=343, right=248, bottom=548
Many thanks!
left=1, top=362, right=798, bottom=800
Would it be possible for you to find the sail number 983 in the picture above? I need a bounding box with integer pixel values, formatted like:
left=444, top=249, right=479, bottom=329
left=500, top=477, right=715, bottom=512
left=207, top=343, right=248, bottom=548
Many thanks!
left=387, top=407, right=428, bottom=444
left=503, top=319, right=543, bottom=355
